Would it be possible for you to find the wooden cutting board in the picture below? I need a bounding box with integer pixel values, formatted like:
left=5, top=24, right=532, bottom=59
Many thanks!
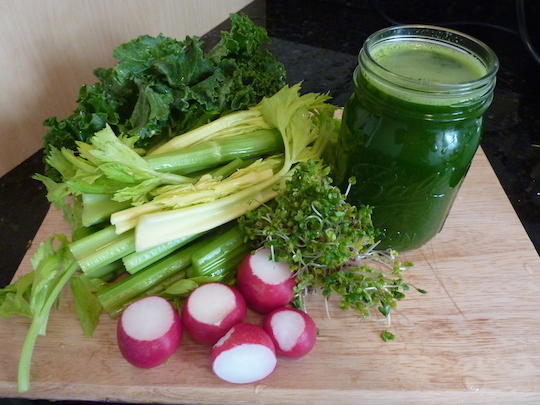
left=2, top=148, right=540, bottom=404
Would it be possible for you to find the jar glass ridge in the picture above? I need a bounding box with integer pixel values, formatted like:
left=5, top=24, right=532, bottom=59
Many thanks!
left=335, top=25, right=499, bottom=251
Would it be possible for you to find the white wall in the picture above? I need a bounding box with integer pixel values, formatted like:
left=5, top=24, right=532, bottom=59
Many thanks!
left=0, top=0, right=252, bottom=177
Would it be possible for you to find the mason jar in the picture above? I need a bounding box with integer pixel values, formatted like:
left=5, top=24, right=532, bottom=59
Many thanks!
left=334, top=25, right=499, bottom=251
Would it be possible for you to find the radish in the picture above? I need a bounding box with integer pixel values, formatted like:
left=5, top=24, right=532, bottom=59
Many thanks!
left=212, top=322, right=277, bottom=384
left=237, top=247, right=297, bottom=314
left=263, top=307, right=317, bottom=358
left=117, top=295, right=182, bottom=369
left=181, top=282, right=247, bottom=345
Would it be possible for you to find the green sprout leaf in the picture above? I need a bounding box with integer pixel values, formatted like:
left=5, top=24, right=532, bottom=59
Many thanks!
left=239, top=160, right=424, bottom=341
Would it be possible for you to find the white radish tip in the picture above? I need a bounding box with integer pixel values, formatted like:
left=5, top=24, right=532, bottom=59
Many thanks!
left=121, top=296, right=176, bottom=340
left=188, top=283, right=238, bottom=324
left=251, top=248, right=292, bottom=285
left=213, top=344, right=277, bottom=384
left=270, top=310, right=305, bottom=351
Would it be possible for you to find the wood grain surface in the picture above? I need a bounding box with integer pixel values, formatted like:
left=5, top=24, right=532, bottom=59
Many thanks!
left=1, top=148, right=540, bottom=404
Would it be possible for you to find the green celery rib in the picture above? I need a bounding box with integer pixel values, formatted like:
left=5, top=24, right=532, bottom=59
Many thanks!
left=81, top=193, right=132, bottom=227
left=97, top=240, right=203, bottom=315
left=144, top=129, right=283, bottom=174
left=122, top=233, right=202, bottom=274
left=188, top=242, right=251, bottom=282
left=69, top=225, right=120, bottom=260
left=106, top=268, right=189, bottom=319
left=74, top=230, right=136, bottom=277
left=88, top=260, right=125, bottom=281
left=137, top=268, right=189, bottom=297
left=189, top=222, right=252, bottom=279
left=220, top=244, right=254, bottom=284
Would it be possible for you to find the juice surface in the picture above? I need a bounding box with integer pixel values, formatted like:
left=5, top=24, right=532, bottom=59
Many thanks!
left=371, top=39, right=488, bottom=85
left=335, top=39, right=491, bottom=251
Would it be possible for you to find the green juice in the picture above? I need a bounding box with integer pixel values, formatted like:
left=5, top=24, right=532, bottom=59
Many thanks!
left=334, top=26, right=498, bottom=251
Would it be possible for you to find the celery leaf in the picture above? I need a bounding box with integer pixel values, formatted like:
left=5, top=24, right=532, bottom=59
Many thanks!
left=0, top=234, right=80, bottom=392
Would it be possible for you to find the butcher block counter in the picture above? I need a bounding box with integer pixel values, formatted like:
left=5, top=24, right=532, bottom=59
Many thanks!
left=1, top=147, right=539, bottom=404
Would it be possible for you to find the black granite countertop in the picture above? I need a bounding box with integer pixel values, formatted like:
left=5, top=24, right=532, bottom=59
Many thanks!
left=1, top=0, right=539, bottom=403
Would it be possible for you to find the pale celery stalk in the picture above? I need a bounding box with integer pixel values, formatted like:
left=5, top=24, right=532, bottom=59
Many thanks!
left=110, top=163, right=278, bottom=235
left=110, top=201, right=166, bottom=235
left=135, top=183, right=278, bottom=251
left=149, top=108, right=267, bottom=154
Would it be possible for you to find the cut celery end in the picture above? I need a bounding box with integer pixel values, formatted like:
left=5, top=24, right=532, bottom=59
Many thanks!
left=123, top=232, right=202, bottom=274
left=69, top=226, right=120, bottom=260
left=81, top=193, right=132, bottom=227
left=76, top=230, right=136, bottom=276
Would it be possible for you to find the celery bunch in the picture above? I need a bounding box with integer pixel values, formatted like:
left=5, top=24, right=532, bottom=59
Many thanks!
left=31, top=82, right=338, bottom=314
left=131, top=83, right=338, bottom=251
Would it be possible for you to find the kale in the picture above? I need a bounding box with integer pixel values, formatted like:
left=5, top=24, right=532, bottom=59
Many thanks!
left=42, top=13, right=286, bottom=179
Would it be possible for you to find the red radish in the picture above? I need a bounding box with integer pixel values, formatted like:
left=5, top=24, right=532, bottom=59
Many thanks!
left=181, top=282, right=247, bottom=345
left=237, top=247, right=297, bottom=314
left=212, top=322, right=277, bottom=384
left=117, top=295, right=182, bottom=369
left=263, top=307, right=317, bottom=358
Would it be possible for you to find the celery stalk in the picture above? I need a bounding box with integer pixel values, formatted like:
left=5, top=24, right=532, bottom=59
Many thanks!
left=97, top=241, right=201, bottom=314
left=149, top=109, right=267, bottom=154
left=145, top=129, right=283, bottom=174
left=110, top=201, right=165, bottom=235
left=69, top=225, right=120, bottom=260
left=189, top=223, right=252, bottom=279
left=106, top=268, right=189, bottom=319
left=81, top=193, right=132, bottom=227
left=86, top=260, right=125, bottom=280
left=122, top=233, right=202, bottom=274
left=135, top=184, right=278, bottom=251
left=75, top=230, right=136, bottom=277
left=208, top=158, right=257, bottom=178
